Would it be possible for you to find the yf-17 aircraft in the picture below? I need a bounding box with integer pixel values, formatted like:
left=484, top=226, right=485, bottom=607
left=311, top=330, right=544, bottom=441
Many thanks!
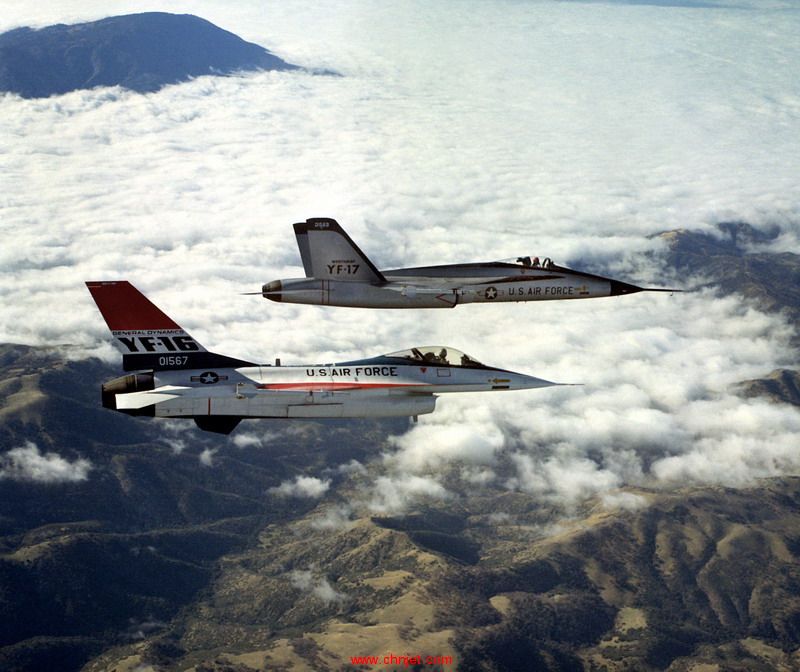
left=87, top=281, right=565, bottom=434
left=259, top=218, right=679, bottom=308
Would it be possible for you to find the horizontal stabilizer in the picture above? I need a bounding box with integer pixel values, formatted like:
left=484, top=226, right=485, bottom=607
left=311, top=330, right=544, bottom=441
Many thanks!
left=113, top=386, right=188, bottom=409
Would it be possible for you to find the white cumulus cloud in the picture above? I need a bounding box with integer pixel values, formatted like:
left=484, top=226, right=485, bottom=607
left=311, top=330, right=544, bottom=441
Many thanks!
left=368, top=474, right=451, bottom=514
left=289, top=569, right=346, bottom=604
left=0, top=441, right=91, bottom=483
left=310, top=503, right=355, bottom=531
left=270, top=475, right=331, bottom=498
left=199, top=448, right=217, bottom=467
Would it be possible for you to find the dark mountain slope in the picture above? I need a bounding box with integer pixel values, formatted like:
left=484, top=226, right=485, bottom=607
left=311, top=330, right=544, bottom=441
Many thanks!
left=0, top=12, right=299, bottom=98
left=80, top=480, right=800, bottom=672
left=0, top=344, right=397, bottom=672
left=737, top=369, right=800, bottom=407
left=659, top=222, right=800, bottom=324
left=659, top=222, right=800, bottom=402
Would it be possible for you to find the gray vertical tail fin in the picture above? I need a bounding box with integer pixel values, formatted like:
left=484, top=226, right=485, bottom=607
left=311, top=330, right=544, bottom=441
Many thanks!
left=293, top=218, right=386, bottom=283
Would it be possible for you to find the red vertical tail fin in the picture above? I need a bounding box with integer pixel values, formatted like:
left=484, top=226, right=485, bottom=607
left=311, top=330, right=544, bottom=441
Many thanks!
left=86, top=281, right=253, bottom=371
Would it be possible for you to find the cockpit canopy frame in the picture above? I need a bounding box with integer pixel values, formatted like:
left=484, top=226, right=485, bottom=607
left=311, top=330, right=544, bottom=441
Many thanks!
left=384, top=346, right=487, bottom=368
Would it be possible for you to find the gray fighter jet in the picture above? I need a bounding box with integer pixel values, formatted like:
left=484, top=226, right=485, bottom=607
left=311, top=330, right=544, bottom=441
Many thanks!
left=260, top=218, right=679, bottom=308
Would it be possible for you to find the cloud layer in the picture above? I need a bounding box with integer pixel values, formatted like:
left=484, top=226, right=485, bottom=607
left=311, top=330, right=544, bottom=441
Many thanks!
left=1, top=1, right=799, bottom=512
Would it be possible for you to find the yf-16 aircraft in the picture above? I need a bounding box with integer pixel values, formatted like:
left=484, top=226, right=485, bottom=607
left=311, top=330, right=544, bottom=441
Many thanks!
left=87, top=281, right=565, bottom=434
left=259, top=218, right=679, bottom=308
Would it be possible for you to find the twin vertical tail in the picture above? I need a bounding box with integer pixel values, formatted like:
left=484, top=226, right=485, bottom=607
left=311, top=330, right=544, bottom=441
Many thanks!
left=86, top=281, right=254, bottom=372
left=293, top=217, right=386, bottom=283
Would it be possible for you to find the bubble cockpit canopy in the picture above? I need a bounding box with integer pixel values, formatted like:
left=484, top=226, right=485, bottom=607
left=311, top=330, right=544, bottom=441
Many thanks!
left=384, top=346, right=486, bottom=368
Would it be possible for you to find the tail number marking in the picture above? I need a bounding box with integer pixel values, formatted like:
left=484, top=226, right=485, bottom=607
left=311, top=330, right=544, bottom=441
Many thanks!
left=159, top=356, right=190, bottom=367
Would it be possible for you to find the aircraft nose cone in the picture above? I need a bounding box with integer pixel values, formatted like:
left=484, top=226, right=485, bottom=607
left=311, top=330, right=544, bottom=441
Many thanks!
left=262, top=280, right=282, bottom=302
left=504, top=373, right=561, bottom=390
left=520, top=375, right=561, bottom=389
left=609, top=279, right=644, bottom=296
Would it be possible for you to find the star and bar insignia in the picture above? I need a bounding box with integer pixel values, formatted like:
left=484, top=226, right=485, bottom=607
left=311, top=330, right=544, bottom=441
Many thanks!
left=190, top=371, right=229, bottom=385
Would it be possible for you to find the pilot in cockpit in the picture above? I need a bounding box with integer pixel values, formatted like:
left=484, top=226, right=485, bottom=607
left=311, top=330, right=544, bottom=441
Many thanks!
left=516, top=256, right=541, bottom=268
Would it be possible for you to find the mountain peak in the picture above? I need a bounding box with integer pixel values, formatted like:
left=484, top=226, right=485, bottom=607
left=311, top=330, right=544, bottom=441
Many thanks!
left=0, top=12, right=299, bottom=98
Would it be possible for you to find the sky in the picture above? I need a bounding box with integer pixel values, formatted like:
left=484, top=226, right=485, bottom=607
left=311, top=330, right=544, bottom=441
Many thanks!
left=1, top=0, right=799, bottom=513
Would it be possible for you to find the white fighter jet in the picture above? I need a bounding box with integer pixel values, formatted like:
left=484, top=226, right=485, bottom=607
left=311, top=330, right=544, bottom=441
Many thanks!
left=87, top=281, right=565, bottom=434
left=259, top=218, right=679, bottom=308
